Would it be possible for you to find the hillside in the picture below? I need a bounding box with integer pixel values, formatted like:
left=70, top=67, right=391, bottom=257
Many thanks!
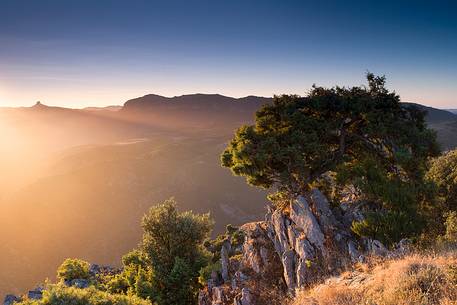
left=0, top=94, right=455, bottom=298
left=403, top=102, right=457, bottom=124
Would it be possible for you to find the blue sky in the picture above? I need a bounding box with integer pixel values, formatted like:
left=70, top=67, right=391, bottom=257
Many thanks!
left=0, top=0, right=456, bottom=108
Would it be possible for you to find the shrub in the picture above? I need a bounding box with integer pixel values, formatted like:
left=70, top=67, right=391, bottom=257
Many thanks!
left=291, top=254, right=457, bottom=305
left=56, top=258, right=90, bottom=282
left=444, top=211, right=457, bottom=243
left=15, top=285, right=151, bottom=305
left=198, top=261, right=221, bottom=285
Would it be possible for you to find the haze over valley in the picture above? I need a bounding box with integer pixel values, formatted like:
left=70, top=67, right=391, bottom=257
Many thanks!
left=0, top=93, right=456, bottom=296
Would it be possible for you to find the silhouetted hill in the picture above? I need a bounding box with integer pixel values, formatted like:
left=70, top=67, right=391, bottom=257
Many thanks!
left=121, top=94, right=271, bottom=131
left=403, top=102, right=457, bottom=124
left=122, top=93, right=270, bottom=112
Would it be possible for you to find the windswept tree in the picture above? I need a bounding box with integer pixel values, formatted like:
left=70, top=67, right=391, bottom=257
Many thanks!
left=221, top=74, right=439, bottom=244
left=141, top=198, right=213, bottom=305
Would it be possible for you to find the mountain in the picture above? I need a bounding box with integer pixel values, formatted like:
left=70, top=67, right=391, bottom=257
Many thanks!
left=0, top=94, right=271, bottom=297
left=402, top=102, right=457, bottom=150
left=83, top=105, right=122, bottom=112
left=446, top=109, right=457, bottom=114
left=0, top=94, right=455, bottom=298
left=403, top=102, right=457, bottom=124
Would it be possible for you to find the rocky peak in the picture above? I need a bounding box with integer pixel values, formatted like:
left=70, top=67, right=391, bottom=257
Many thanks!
left=198, top=189, right=388, bottom=305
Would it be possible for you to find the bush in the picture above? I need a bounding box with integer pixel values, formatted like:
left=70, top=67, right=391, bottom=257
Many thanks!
left=56, top=258, right=90, bottom=282
left=198, top=261, right=221, bottom=285
left=15, top=285, right=151, bottom=305
left=102, top=250, right=153, bottom=299
left=426, top=149, right=457, bottom=212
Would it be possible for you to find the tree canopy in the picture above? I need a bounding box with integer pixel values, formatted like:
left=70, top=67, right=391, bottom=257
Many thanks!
left=221, top=74, right=440, bottom=244
left=141, top=198, right=213, bottom=305
left=222, top=73, right=439, bottom=196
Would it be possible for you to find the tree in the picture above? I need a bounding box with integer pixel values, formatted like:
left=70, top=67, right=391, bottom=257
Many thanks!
left=141, top=198, right=213, bottom=305
left=221, top=74, right=439, bottom=244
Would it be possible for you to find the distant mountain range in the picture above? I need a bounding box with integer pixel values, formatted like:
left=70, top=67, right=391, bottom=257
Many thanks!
left=0, top=94, right=456, bottom=297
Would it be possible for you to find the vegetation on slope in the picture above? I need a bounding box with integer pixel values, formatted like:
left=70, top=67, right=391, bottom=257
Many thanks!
left=291, top=252, right=457, bottom=305
left=6, top=75, right=457, bottom=304
left=12, top=199, right=213, bottom=305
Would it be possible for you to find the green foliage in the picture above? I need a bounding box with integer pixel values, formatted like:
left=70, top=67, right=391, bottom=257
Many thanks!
left=352, top=210, right=423, bottom=245
left=15, top=284, right=151, bottom=305
left=443, top=211, right=457, bottom=243
left=122, top=249, right=149, bottom=270
left=56, top=259, right=90, bottom=282
left=16, top=200, right=215, bottom=305
left=102, top=249, right=154, bottom=299
left=426, top=149, right=457, bottom=212
left=198, top=261, right=221, bottom=286
left=221, top=73, right=439, bottom=244
left=141, top=198, right=213, bottom=305
left=203, top=224, right=245, bottom=263
left=222, top=74, right=438, bottom=196
left=135, top=267, right=154, bottom=300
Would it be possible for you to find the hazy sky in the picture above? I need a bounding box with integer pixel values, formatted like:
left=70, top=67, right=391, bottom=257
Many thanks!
left=0, top=0, right=456, bottom=108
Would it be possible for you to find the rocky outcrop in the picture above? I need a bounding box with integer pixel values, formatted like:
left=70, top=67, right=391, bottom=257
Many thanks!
left=199, top=189, right=388, bottom=305
left=3, top=295, right=21, bottom=305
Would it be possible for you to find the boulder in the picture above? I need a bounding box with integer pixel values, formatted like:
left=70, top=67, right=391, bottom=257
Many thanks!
left=3, top=295, right=21, bottom=305
left=239, top=288, right=252, bottom=305
left=28, top=287, right=43, bottom=300
left=72, top=278, right=90, bottom=288
left=368, top=239, right=388, bottom=257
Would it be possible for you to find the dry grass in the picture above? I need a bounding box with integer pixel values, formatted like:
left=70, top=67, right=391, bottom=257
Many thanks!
left=292, top=251, right=457, bottom=305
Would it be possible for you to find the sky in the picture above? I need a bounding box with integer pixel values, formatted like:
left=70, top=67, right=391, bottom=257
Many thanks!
left=0, top=0, right=456, bottom=108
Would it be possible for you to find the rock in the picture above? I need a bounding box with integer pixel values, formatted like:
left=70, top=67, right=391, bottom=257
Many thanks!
left=72, top=278, right=90, bottom=288
left=282, top=249, right=297, bottom=293
left=396, top=238, right=411, bottom=255
left=28, top=287, right=43, bottom=300
left=89, top=263, right=100, bottom=275
left=295, top=236, right=315, bottom=261
left=370, top=239, right=388, bottom=256
left=239, top=288, right=252, bottom=305
left=290, top=196, right=325, bottom=252
left=199, top=189, right=367, bottom=304
left=221, top=243, right=230, bottom=282
left=296, top=258, right=311, bottom=287
left=198, top=290, right=212, bottom=305
left=212, top=286, right=225, bottom=304
left=242, top=223, right=272, bottom=274
left=3, top=295, right=21, bottom=305
left=310, top=189, right=338, bottom=231
left=347, top=240, right=360, bottom=262
left=269, top=209, right=290, bottom=255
